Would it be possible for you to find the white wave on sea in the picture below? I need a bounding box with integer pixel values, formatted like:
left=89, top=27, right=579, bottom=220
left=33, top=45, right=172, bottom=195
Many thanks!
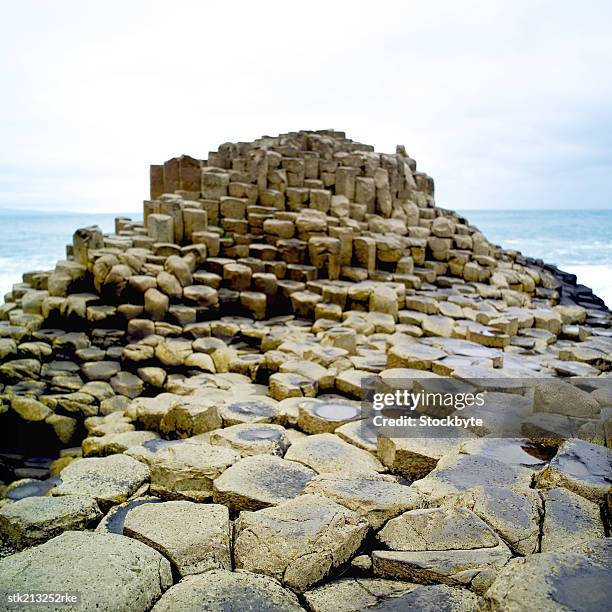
left=562, top=265, right=612, bottom=308
left=0, top=256, right=56, bottom=300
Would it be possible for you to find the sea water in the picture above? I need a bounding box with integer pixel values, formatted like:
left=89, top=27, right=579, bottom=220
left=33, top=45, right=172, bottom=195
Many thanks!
left=460, top=209, right=611, bottom=306
left=0, top=209, right=610, bottom=307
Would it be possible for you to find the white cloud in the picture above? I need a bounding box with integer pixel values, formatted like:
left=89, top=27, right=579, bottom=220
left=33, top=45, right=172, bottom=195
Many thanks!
left=0, top=0, right=611, bottom=212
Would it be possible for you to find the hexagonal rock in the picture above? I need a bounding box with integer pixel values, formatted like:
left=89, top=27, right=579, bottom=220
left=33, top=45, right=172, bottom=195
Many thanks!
left=0, top=531, right=172, bottom=612
left=160, top=399, right=222, bottom=438
left=303, top=472, right=422, bottom=529
left=95, top=497, right=163, bottom=534
left=335, top=419, right=378, bottom=453
left=110, top=371, right=144, bottom=398
left=82, top=431, right=159, bottom=457
left=208, top=423, right=290, bottom=457
left=377, top=429, right=476, bottom=481
left=285, top=433, right=384, bottom=474
left=535, top=438, right=612, bottom=503
left=127, top=439, right=240, bottom=501
left=151, top=570, right=303, bottom=612
left=219, top=397, right=284, bottom=426
left=234, top=494, right=369, bottom=592
left=302, top=577, right=421, bottom=612
left=51, top=454, right=150, bottom=510
left=335, top=369, right=373, bottom=397
left=540, top=487, right=605, bottom=552
left=440, top=485, right=541, bottom=556
left=122, top=500, right=231, bottom=577
left=387, top=344, right=446, bottom=370
left=127, top=394, right=179, bottom=429
left=377, top=507, right=500, bottom=551
left=298, top=399, right=362, bottom=434
left=372, top=540, right=512, bottom=594
left=0, top=495, right=101, bottom=549
left=484, top=552, right=612, bottom=612
left=269, top=372, right=317, bottom=400
left=411, top=453, right=534, bottom=504
left=213, top=454, right=316, bottom=511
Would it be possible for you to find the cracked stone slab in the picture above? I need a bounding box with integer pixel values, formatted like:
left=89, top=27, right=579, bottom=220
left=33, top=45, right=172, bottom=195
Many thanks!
left=126, top=439, right=240, bottom=501
left=0, top=531, right=172, bottom=612
left=377, top=507, right=500, bottom=551
left=285, top=433, right=384, bottom=474
left=440, top=485, right=541, bottom=556
left=212, top=454, right=315, bottom=511
left=484, top=552, right=612, bottom=612
left=208, top=423, right=290, bottom=457
left=540, top=487, right=605, bottom=552
left=50, top=454, right=150, bottom=510
left=122, top=500, right=231, bottom=577
left=151, top=569, right=304, bottom=612
left=303, top=472, right=422, bottom=529
left=411, top=452, right=535, bottom=504
left=535, top=438, right=612, bottom=503
left=0, top=495, right=102, bottom=549
left=372, top=541, right=512, bottom=594
left=234, top=494, right=369, bottom=592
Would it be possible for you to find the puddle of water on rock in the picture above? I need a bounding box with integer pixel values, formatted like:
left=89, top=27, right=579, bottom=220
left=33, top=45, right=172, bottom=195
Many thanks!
left=6, top=476, right=60, bottom=501
left=142, top=439, right=181, bottom=453
left=239, top=428, right=282, bottom=441
left=315, top=403, right=360, bottom=421
left=105, top=498, right=164, bottom=534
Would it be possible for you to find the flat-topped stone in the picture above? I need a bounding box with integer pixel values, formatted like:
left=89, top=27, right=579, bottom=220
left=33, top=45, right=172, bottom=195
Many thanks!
left=126, top=438, right=240, bottom=501
left=0, top=531, right=172, bottom=612
left=285, top=433, right=384, bottom=474
left=485, top=551, right=612, bottom=612
left=377, top=507, right=500, bottom=551
left=213, top=454, right=315, bottom=510
left=0, top=494, right=101, bottom=549
left=122, top=500, right=231, bottom=577
left=208, top=423, right=290, bottom=456
left=234, top=494, right=369, bottom=591
left=303, top=472, right=422, bottom=529
left=535, top=438, right=612, bottom=503
left=51, top=454, right=150, bottom=510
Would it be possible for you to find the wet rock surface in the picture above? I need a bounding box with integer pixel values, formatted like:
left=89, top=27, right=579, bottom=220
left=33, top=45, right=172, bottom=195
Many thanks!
left=484, top=551, right=612, bottom=612
left=0, top=129, right=611, bottom=609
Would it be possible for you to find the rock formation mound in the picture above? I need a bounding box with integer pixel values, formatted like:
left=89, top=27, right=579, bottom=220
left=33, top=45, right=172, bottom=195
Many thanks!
left=0, top=130, right=610, bottom=610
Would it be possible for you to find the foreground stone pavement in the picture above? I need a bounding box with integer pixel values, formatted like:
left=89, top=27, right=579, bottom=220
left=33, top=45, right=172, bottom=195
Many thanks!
left=0, top=130, right=610, bottom=610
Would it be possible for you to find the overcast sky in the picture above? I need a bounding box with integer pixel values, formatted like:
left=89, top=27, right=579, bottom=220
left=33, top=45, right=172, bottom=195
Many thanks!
left=1, top=0, right=611, bottom=213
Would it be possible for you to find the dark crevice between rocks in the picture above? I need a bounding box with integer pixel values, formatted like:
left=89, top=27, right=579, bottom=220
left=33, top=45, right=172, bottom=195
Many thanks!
left=537, top=490, right=546, bottom=554
left=600, top=493, right=611, bottom=537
